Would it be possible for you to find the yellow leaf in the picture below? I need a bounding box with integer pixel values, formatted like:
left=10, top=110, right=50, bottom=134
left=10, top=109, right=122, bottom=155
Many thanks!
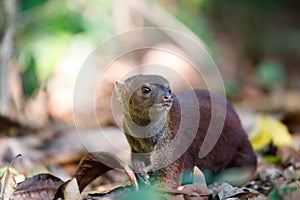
left=248, top=114, right=292, bottom=150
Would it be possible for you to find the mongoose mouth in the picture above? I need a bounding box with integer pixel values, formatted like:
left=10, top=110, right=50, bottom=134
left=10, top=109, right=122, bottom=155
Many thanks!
left=151, top=102, right=172, bottom=112
left=162, top=102, right=172, bottom=107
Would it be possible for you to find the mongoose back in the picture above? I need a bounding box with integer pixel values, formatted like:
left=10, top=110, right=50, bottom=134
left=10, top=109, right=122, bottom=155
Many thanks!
left=115, top=74, right=256, bottom=189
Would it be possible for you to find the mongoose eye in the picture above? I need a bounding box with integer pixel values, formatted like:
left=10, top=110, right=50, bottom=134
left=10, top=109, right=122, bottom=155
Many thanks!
left=141, top=86, right=151, bottom=94
left=168, top=88, right=171, bottom=93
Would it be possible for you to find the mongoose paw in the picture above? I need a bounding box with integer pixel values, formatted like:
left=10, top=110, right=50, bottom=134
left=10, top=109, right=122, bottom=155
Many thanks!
left=137, top=171, right=150, bottom=186
left=133, top=160, right=151, bottom=185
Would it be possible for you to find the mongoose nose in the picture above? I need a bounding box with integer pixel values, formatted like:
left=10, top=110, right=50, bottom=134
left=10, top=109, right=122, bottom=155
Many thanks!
left=163, top=94, right=173, bottom=103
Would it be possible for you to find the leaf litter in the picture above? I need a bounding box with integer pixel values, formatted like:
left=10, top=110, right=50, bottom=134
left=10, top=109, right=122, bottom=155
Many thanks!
left=1, top=112, right=300, bottom=199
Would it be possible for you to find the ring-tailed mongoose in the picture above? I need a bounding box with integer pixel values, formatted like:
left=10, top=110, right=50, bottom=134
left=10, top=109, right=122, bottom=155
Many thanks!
left=114, top=74, right=256, bottom=189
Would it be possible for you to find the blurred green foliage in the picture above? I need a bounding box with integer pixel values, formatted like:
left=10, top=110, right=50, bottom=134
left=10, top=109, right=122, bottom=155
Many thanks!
left=256, top=60, right=285, bottom=90
left=200, top=0, right=300, bottom=95
left=16, top=0, right=113, bottom=96
left=173, top=1, right=214, bottom=49
left=201, top=0, right=300, bottom=57
left=20, top=0, right=48, bottom=11
left=18, top=1, right=85, bottom=96
left=16, top=0, right=219, bottom=97
left=6, top=0, right=299, bottom=96
left=21, top=54, right=38, bottom=96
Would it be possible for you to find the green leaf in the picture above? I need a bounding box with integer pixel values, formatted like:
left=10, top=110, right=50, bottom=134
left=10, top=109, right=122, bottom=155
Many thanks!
left=263, top=155, right=281, bottom=164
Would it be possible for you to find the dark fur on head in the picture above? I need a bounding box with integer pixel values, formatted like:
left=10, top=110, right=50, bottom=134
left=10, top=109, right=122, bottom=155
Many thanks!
left=115, top=75, right=173, bottom=126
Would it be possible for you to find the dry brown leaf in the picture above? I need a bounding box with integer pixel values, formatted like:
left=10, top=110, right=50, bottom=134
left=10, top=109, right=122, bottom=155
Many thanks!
left=13, top=173, right=64, bottom=200
left=83, top=185, right=133, bottom=200
left=277, top=145, right=300, bottom=167
left=163, top=184, right=209, bottom=200
left=209, top=182, right=259, bottom=200
left=75, top=152, right=137, bottom=192
left=0, top=167, right=17, bottom=200
left=82, top=166, right=209, bottom=200
left=54, top=178, right=81, bottom=200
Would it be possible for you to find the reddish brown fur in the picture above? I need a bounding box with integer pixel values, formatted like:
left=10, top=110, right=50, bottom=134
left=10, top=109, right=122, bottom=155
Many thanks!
left=171, top=89, right=256, bottom=175
left=116, top=75, right=256, bottom=189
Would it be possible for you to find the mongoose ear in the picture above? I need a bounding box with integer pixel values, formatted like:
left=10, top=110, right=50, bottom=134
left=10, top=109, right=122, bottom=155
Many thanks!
left=114, top=80, right=128, bottom=100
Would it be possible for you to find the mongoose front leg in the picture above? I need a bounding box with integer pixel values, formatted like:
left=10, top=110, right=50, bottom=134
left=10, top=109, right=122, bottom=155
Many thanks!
left=149, top=140, right=183, bottom=189
left=133, top=160, right=150, bottom=185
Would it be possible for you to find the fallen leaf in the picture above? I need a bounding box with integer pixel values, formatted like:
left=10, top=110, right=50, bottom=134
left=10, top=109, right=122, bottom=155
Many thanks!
left=259, top=168, right=282, bottom=182
left=283, top=166, right=300, bottom=182
left=209, top=182, right=259, bottom=200
left=75, top=152, right=137, bottom=192
left=277, top=146, right=300, bottom=167
left=168, top=184, right=209, bottom=200
left=245, top=179, right=272, bottom=196
left=54, top=178, right=81, bottom=200
left=83, top=185, right=133, bottom=200
left=0, top=167, right=17, bottom=200
left=249, top=114, right=293, bottom=150
left=13, top=173, right=64, bottom=200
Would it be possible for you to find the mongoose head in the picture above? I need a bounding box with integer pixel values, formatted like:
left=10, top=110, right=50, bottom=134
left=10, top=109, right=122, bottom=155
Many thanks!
left=115, top=75, right=173, bottom=124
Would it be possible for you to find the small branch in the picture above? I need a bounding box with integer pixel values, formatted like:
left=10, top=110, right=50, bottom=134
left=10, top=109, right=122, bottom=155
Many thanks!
left=0, top=0, right=17, bottom=114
